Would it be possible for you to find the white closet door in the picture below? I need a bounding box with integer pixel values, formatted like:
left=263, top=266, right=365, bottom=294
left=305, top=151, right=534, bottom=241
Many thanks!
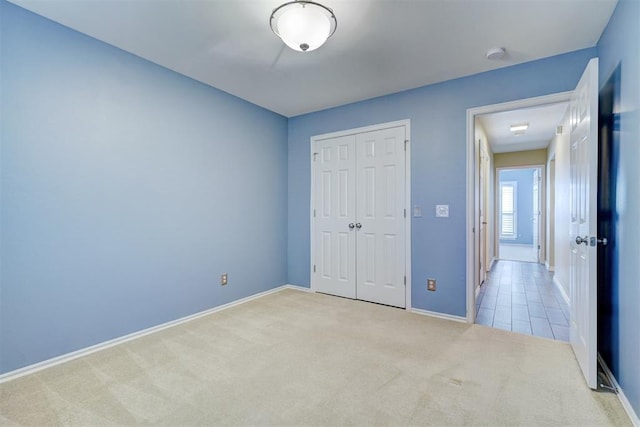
left=355, top=126, right=406, bottom=308
left=313, top=135, right=357, bottom=299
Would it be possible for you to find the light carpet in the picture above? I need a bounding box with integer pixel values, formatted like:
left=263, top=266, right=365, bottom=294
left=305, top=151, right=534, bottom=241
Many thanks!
left=0, top=289, right=630, bottom=426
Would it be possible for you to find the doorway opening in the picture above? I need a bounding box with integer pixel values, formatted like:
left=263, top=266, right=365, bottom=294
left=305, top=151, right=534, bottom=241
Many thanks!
left=468, top=59, right=602, bottom=388
left=497, top=166, right=542, bottom=263
left=466, top=92, right=571, bottom=341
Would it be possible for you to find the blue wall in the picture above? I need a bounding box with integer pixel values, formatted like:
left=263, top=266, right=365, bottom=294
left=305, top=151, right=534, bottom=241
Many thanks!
left=288, top=49, right=596, bottom=317
left=498, top=168, right=535, bottom=245
left=0, top=1, right=288, bottom=374
left=597, top=0, right=640, bottom=416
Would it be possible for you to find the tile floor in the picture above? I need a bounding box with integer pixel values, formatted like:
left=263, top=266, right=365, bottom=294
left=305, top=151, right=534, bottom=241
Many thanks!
left=475, top=260, right=570, bottom=342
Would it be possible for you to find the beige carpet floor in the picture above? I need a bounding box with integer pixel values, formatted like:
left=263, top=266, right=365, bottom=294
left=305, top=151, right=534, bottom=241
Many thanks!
left=0, top=288, right=630, bottom=426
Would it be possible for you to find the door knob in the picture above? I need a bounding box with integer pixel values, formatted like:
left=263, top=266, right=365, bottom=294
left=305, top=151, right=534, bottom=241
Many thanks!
left=348, top=223, right=355, bottom=229
left=355, top=223, right=362, bottom=229
left=575, top=236, right=589, bottom=245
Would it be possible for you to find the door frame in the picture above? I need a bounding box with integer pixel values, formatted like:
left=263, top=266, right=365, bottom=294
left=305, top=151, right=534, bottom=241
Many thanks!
left=310, top=119, right=412, bottom=310
left=466, top=93, right=571, bottom=323
left=494, top=164, right=546, bottom=262
left=478, top=142, right=491, bottom=287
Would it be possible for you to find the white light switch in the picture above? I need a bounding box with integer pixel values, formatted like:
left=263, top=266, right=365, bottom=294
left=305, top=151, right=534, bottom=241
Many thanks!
left=413, top=206, right=422, bottom=217
left=436, top=205, right=449, bottom=217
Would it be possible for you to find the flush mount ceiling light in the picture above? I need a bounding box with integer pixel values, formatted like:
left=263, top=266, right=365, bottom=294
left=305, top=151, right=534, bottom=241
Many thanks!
left=510, top=123, right=529, bottom=132
left=270, top=0, right=337, bottom=52
left=510, top=123, right=529, bottom=135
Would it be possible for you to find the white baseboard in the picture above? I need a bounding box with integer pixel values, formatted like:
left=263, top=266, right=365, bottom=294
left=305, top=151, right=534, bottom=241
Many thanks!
left=598, top=354, right=640, bottom=426
left=0, top=284, right=304, bottom=384
left=488, top=257, right=496, bottom=271
left=545, top=261, right=555, bottom=272
left=410, top=307, right=468, bottom=323
left=552, top=276, right=570, bottom=306
left=282, top=284, right=314, bottom=292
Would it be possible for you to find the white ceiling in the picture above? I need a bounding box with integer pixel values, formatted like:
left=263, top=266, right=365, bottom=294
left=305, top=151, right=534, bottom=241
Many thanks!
left=8, top=0, right=617, bottom=117
left=478, top=102, right=569, bottom=153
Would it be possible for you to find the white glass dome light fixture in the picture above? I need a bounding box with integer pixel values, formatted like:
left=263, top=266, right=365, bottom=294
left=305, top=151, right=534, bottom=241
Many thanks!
left=270, top=0, right=337, bottom=52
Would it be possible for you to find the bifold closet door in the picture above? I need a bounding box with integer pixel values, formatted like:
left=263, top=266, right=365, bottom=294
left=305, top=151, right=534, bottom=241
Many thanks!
left=313, top=134, right=357, bottom=299
left=313, top=126, right=406, bottom=308
left=355, top=127, right=406, bottom=308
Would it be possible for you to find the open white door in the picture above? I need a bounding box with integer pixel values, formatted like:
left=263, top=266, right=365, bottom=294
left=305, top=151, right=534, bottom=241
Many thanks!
left=569, top=58, right=598, bottom=389
left=532, top=168, right=540, bottom=262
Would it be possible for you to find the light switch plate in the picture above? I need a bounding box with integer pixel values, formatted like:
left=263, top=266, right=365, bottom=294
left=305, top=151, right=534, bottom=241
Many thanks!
left=413, top=206, right=423, bottom=217
left=436, top=205, right=449, bottom=217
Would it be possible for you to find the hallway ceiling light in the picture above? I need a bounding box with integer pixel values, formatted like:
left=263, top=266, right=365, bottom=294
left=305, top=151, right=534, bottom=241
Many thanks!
left=270, top=0, right=337, bottom=52
left=510, top=123, right=529, bottom=135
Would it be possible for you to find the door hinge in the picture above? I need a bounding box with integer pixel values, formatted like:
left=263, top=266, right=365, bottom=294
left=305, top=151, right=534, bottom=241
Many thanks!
left=313, top=209, right=316, bottom=218
left=313, top=152, right=319, bottom=162
left=404, top=276, right=406, bottom=286
left=404, top=140, right=408, bottom=151
left=313, top=265, right=316, bottom=273
left=404, top=208, right=406, bottom=218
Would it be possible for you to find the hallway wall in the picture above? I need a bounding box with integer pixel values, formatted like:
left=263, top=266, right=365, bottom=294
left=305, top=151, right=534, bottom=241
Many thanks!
left=547, top=111, right=571, bottom=298
left=596, top=0, right=640, bottom=417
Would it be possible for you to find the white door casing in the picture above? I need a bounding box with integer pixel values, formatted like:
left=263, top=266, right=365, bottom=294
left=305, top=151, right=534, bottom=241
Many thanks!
left=312, top=135, right=357, bottom=299
left=533, top=168, right=540, bottom=263
left=311, top=121, right=410, bottom=309
left=479, top=143, right=489, bottom=285
left=569, top=58, right=598, bottom=389
left=355, top=127, right=406, bottom=307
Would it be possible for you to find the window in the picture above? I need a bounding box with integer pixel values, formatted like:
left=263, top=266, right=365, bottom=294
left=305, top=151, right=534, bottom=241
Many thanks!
left=500, top=181, right=517, bottom=239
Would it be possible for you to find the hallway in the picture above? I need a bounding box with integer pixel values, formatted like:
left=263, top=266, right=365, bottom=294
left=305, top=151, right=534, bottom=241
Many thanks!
left=475, top=260, right=570, bottom=342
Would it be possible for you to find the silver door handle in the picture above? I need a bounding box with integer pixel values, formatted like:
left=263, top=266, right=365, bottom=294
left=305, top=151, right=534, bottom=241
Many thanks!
left=575, top=236, right=589, bottom=245
left=348, top=223, right=355, bottom=229
left=355, top=223, right=362, bottom=229
left=596, top=237, right=608, bottom=246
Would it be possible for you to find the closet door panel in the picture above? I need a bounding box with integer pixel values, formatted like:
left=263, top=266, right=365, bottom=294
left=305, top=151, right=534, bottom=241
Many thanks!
left=355, top=126, right=406, bottom=308
left=313, top=135, right=356, bottom=299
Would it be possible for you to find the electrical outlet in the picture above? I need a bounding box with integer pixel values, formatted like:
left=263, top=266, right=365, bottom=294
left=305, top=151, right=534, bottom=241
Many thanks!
left=427, top=278, right=436, bottom=291
left=221, top=273, right=228, bottom=286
